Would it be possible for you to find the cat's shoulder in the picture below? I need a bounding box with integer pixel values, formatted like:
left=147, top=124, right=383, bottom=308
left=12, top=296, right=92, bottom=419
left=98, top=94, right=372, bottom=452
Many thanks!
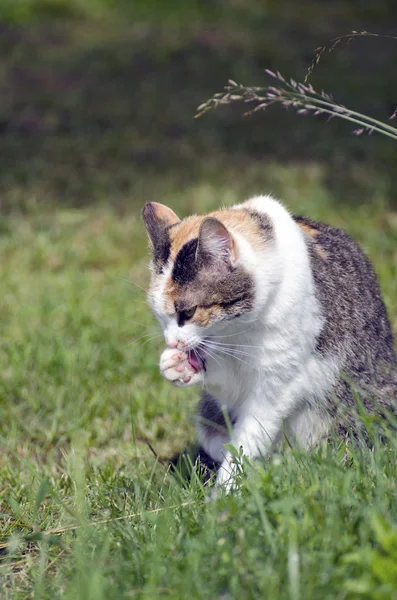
left=293, top=214, right=352, bottom=242
left=293, top=214, right=367, bottom=264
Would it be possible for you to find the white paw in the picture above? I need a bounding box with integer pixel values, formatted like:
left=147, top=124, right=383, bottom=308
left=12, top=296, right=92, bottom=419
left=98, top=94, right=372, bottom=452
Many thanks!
left=159, top=348, right=203, bottom=387
left=215, top=456, right=240, bottom=494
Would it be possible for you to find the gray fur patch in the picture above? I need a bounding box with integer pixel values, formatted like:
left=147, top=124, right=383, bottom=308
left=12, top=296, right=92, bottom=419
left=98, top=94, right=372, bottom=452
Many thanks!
left=245, top=208, right=274, bottom=239
left=295, top=215, right=397, bottom=417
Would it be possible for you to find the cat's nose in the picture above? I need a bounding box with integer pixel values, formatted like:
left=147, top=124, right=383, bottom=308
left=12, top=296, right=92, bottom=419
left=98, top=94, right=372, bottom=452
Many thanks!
left=167, top=340, right=186, bottom=350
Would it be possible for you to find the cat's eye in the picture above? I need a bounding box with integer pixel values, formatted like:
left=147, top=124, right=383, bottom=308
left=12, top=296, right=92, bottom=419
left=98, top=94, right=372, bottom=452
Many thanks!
left=183, top=307, right=196, bottom=319
left=177, top=306, right=197, bottom=325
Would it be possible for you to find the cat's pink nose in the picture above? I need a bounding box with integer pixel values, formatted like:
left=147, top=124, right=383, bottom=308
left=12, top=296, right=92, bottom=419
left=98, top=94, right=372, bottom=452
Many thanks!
left=167, top=340, right=186, bottom=350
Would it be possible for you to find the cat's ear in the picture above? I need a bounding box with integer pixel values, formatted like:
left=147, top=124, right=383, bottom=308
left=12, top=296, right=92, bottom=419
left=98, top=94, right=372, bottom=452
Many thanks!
left=197, top=217, right=237, bottom=269
left=142, top=202, right=180, bottom=251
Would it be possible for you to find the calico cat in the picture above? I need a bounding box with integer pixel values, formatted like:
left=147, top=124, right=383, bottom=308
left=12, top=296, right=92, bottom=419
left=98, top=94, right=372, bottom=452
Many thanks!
left=142, top=195, right=396, bottom=489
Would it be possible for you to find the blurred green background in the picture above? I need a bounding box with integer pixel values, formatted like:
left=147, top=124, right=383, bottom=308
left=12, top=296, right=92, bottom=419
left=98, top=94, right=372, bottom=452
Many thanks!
left=0, top=0, right=396, bottom=212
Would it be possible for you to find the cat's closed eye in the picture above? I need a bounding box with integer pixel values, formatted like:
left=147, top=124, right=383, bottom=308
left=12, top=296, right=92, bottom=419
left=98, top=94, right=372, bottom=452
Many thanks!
left=177, top=306, right=197, bottom=326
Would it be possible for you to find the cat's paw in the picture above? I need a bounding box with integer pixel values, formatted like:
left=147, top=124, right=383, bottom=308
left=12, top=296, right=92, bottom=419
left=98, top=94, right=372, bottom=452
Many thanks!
left=159, top=348, right=203, bottom=387
left=214, top=456, right=240, bottom=495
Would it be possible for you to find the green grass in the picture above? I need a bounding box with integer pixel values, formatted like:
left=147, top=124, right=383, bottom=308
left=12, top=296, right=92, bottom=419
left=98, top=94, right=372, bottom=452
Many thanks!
left=1, top=164, right=397, bottom=598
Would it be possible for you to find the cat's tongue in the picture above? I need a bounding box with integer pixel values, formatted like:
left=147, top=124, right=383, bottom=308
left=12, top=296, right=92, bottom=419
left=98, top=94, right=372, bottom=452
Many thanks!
left=187, top=349, right=205, bottom=372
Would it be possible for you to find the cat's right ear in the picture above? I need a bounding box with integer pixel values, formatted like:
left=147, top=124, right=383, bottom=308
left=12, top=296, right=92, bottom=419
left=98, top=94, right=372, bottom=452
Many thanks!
left=142, top=203, right=180, bottom=262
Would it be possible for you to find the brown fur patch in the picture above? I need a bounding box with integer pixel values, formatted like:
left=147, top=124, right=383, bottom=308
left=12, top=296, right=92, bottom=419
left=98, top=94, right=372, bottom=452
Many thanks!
left=213, top=210, right=268, bottom=252
left=192, top=305, right=224, bottom=327
left=297, top=222, right=319, bottom=239
left=163, top=285, right=177, bottom=314
left=297, top=222, right=327, bottom=259
left=169, top=216, right=203, bottom=260
left=169, top=209, right=268, bottom=261
left=314, top=246, right=327, bottom=260
left=150, top=202, right=180, bottom=226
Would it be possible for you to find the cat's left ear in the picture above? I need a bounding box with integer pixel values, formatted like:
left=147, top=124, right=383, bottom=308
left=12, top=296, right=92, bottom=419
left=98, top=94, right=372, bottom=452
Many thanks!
left=197, top=217, right=238, bottom=269
left=142, top=202, right=180, bottom=251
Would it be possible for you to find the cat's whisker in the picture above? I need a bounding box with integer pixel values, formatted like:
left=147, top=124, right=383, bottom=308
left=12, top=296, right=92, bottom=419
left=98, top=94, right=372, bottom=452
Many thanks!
left=203, top=341, right=258, bottom=360
left=205, top=340, right=258, bottom=359
left=123, top=298, right=149, bottom=305
left=206, top=340, right=262, bottom=349
left=123, top=332, right=163, bottom=349
left=212, top=349, right=258, bottom=363
left=201, top=346, right=223, bottom=369
left=216, top=350, right=257, bottom=360
left=203, top=343, right=258, bottom=368
left=140, top=334, right=164, bottom=349
left=126, top=318, right=158, bottom=328
left=118, top=277, right=149, bottom=295
left=208, top=324, right=257, bottom=339
left=210, top=348, right=257, bottom=369
left=125, top=306, right=147, bottom=316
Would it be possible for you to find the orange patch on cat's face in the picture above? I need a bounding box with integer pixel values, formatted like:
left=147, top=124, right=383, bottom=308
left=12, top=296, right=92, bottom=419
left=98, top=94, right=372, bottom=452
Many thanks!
left=168, top=209, right=267, bottom=262
left=169, top=216, right=203, bottom=260
left=217, top=211, right=267, bottom=252
left=162, top=281, right=178, bottom=314
left=191, top=305, right=224, bottom=327
left=159, top=283, right=224, bottom=326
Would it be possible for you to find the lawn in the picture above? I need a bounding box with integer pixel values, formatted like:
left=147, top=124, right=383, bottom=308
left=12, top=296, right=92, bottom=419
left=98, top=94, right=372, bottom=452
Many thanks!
left=0, top=162, right=397, bottom=599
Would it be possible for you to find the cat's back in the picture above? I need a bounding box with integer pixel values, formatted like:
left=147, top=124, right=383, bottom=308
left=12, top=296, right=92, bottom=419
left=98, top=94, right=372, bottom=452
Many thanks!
left=293, top=215, right=396, bottom=373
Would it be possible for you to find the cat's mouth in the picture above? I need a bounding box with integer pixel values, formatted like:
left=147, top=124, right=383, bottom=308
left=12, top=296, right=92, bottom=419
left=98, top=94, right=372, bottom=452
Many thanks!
left=187, top=347, right=206, bottom=372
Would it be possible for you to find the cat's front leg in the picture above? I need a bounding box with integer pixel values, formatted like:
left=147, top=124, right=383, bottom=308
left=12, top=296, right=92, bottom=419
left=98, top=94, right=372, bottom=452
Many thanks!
left=159, top=347, right=204, bottom=388
left=216, top=410, right=280, bottom=492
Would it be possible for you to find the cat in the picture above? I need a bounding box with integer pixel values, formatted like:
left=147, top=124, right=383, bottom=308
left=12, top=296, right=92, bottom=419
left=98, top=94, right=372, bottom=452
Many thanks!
left=142, top=195, right=396, bottom=490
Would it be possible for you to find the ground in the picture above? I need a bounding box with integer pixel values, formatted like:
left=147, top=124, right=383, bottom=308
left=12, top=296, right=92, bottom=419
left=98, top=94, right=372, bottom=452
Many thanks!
left=1, top=162, right=397, bottom=598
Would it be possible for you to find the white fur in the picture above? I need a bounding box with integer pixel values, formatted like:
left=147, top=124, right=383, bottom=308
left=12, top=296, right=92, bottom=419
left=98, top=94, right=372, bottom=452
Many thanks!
left=150, top=196, right=341, bottom=490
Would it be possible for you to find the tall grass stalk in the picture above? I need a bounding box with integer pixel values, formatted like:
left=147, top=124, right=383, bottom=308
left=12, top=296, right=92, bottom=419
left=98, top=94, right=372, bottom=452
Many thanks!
left=197, top=31, right=397, bottom=141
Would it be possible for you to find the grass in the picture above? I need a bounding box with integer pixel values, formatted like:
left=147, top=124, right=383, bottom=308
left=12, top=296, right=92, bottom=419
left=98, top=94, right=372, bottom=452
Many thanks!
left=0, top=163, right=397, bottom=598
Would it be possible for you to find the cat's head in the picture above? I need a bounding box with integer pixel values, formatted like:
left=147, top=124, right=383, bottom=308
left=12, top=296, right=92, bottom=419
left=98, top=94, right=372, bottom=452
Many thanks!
left=142, top=201, right=273, bottom=366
